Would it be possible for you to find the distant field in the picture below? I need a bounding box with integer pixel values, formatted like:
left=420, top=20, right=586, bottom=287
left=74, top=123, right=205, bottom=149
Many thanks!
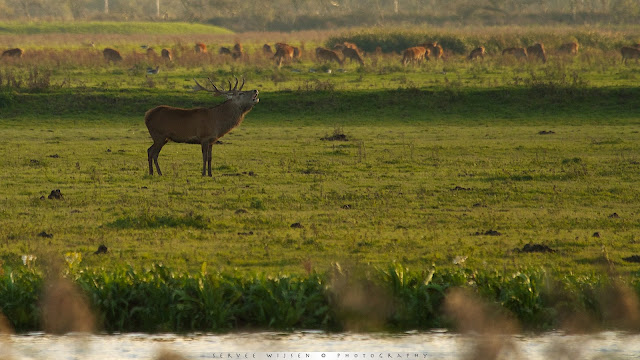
left=0, top=21, right=233, bottom=35
left=1, top=24, right=640, bottom=332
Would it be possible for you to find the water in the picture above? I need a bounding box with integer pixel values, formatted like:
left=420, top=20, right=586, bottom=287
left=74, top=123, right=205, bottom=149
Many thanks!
left=2, top=331, right=640, bottom=360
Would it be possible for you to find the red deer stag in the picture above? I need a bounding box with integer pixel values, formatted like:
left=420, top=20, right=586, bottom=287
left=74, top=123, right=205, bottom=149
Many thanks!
left=526, top=43, right=546, bottom=63
left=502, top=47, right=527, bottom=59
left=103, top=48, right=122, bottom=62
left=621, top=46, right=640, bottom=64
left=145, top=78, right=259, bottom=176
left=315, top=47, right=343, bottom=65
left=195, top=43, right=207, bottom=53
left=468, top=46, right=485, bottom=60
left=558, top=42, right=579, bottom=55
left=401, top=46, right=428, bottom=66
left=161, top=48, right=172, bottom=61
left=274, top=43, right=295, bottom=67
left=1, top=48, right=23, bottom=58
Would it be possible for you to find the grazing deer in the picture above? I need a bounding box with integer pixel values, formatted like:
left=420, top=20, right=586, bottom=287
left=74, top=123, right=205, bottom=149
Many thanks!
left=558, top=42, right=579, bottom=55
left=145, top=78, right=259, bottom=176
left=401, top=46, right=428, bottom=66
left=2, top=48, right=24, bottom=58
left=342, top=47, right=364, bottom=66
left=195, top=43, right=207, bottom=53
left=468, top=46, right=485, bottom=60
left=232, top=43, right=243, bottom=59
left=315, top=47, right=343, bottom=65
left=502, top=47, right=528, bottom=59
left=103, top=48, right=122, bottom=62
left=421, top=42, right=443, bottom=61
left=161, top=48, right=172, bottom=61
left=526, top=43, right=546, bottom=63
left=263, top=44, right=273, bottom=56
left=274, top=43, right=295, bottom=67
left=621, top=46, right=640, bottom=64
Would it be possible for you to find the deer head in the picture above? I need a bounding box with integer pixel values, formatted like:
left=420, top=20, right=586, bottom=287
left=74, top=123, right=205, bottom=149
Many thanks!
left=193, top=77, right=259, bottom=111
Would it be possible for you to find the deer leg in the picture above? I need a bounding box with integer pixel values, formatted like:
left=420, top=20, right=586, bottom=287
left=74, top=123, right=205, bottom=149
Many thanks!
left=201, top=142, right=209, bottom=176
left=148, top=142, right=164, bottom=175
left=207, top=143, right=213, bottom=177
left=153, top=141, right=166, bottom=176
left=147, top=145, right=155, bottom=175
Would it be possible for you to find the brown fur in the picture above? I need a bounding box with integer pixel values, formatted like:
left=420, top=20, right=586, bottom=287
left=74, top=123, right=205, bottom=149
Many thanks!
left=421, top=42, right=443, bottom=60
left=2, top=48, right=23, bottom=58
left=526, top=43, right=547, bottom=63
left=145, top=79, right=259, bottom=176
left=103, top=48, right=122, bottom=62
left=146, top=48, right=157, bottom=57
left=161, top=48, right=172, bottom=61
left=502, top=47, right=527, bottom=59
left=195, top=42, right=207, bottom=53
left=232, top=42, right=243, bottom=59
left=315, top=47, right=343, bottom=65
left=468, top=46, right=485, bottom=60
left=621, top=46, right=640, bottom=64
left=401, top=46, right=427, bottom=66
left=342, top=47, right=364, bottom=66
left=558, top=42, right=579, bottom=55
left=263, top=44, right=273, bottom=56
left=274, top=43, right=295, bottom=67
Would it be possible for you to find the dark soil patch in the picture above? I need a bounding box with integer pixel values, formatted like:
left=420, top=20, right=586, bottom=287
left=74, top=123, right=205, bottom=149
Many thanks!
left=47, top=189, right=63, bottom=199
left=452, top=186, right=472, bottom=191
left=321, top=133, right=348, bottom=141
left=341, top=204, right=352, bottom=209
left=238, top=231, right=254, bottom=236
left=235, top=209, right=248, bottom=214
left=474, top=229, right=502, bottom=236
left=622, top=255, right=640, bottom=263
left=37, top=231, right=53, bottom=238
left=290, top=222, right=304, bottom=229
left=517, top=243, right=556, bottom=253
left=538, top=130, right=555, bottom=135
left=608, top=212, right=620, bottom=218
left=94, top=245, right=108, bottom=254
left=592, top=232, right=601, bottom=238
left=48, top=154, right=59, bottom=158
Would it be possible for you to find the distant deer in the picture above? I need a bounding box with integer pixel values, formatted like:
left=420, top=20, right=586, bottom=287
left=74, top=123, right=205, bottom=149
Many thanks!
left=195, top=43, right=207, bottom=53
left=2, top=48, right=23, bottom=58
left=145, top=78, right=259, bottom=176
left=558, top=42, right=579, bottom=55
left=421, top=42, right=443, bottom=61
left=526, top=43, right=546, bottom=63
left=219, top=47, right=232, bottom=55
left=401, top=46, right=428, bottom=66
left=161, top=48, right=172, bottom=61
left=342, top=47, right=364, bottom=66
left=315, top=47, right=343, bottom=65
left=502, top=47, right=528, bottom=59
left=274, top=43, right=295, bottom=67
left=232, top=43, right=243, bottom=59
left=263, top=44, right=273, bottom=56
left=468, top=46, right=485, bottom=60
left=621, top=46, right=640, bottom=64
left=146, top=48, right=157, bottom=57
left=103, top=48, right=122, bottom=62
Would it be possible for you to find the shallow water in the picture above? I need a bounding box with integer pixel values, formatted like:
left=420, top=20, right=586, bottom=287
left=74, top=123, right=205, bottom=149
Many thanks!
left=2, top=331, right=640, bottom=360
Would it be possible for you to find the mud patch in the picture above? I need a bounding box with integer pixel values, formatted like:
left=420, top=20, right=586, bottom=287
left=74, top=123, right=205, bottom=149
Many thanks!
left=290, top=222, right=304, bottom=229
left=622, top=255, right=640, bottom=263
left=538, top=130, right=555, bottom=135
left=517, top=243, right=555, bottom=253
left=37, top=231, right=53, bottom=238
left=474, top=229, right=502, bottom=236
left=47, top=189, right=63, bottom=200
left=94, top=245, right=108, bottom=254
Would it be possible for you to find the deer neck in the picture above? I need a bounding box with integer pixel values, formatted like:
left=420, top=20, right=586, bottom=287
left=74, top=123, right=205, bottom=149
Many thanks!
left=211, top=100, right=254, bottom=135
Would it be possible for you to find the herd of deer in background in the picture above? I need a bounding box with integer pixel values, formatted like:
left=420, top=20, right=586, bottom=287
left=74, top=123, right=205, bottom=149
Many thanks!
left=3, top=40, right=640, bottom=69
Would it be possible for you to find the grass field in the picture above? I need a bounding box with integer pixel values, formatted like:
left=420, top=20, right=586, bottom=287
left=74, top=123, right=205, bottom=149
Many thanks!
left=1, top=23, right=640, bottom=332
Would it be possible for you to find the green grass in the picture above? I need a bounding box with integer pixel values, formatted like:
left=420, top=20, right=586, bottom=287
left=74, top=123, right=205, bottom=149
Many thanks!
left=0, top=21, right=233, bottom=35
left=2, top=26, right=640, bottom=333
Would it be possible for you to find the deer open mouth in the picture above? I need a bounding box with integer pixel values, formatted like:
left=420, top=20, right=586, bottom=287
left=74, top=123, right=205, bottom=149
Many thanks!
left=253, top=91, right=260, bottom=103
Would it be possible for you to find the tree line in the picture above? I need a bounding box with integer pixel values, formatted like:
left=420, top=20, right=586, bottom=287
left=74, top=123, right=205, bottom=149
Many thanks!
left=0, top=0, right=638, bottom=31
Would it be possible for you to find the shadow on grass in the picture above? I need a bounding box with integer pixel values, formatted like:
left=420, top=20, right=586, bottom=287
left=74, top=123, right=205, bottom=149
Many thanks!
left=106, top=212, right=209, bottom=229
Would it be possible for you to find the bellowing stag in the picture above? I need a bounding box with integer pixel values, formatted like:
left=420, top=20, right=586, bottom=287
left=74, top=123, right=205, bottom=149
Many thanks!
left=103, top=48, right=122, bottom=62
left=145, top=78, right=259, bottom=176
left=1, top=48, right=23, bottom=58
left=468, top=46, right=485, bottom=60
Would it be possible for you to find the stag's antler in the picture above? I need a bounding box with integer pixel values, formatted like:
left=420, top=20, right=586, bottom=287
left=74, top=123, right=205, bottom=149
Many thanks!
left=192, top=77, right=245, bottom=96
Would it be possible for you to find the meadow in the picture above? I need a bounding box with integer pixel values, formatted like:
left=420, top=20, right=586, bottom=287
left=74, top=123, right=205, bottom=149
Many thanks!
left=1, top=22, right=640, bottom=332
